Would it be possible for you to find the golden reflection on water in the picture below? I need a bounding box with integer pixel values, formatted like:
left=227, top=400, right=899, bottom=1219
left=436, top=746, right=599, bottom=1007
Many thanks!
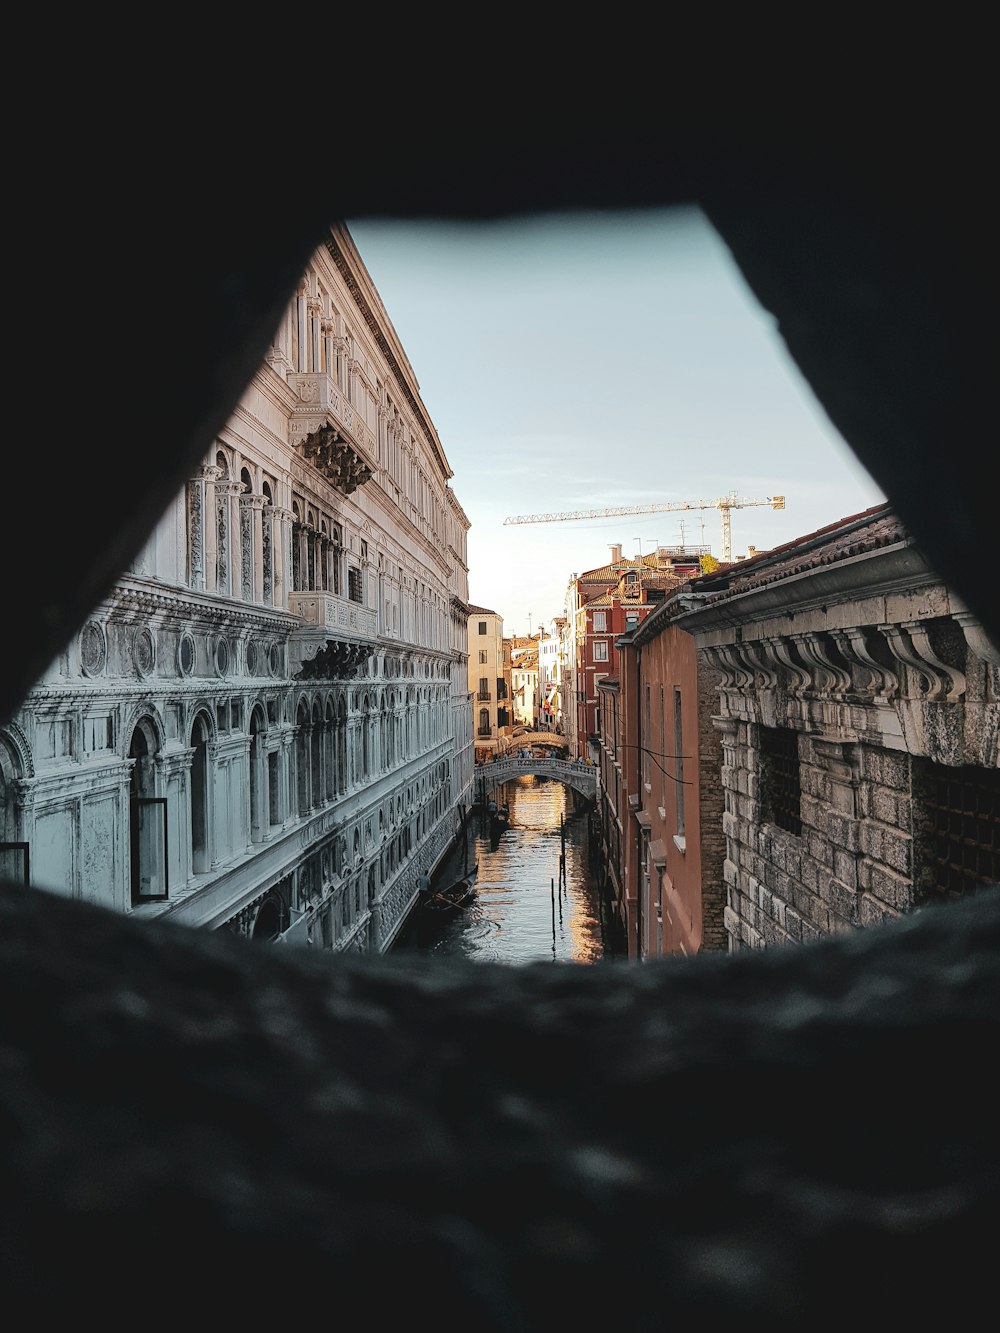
left=400, top=775, right=622, bottom=965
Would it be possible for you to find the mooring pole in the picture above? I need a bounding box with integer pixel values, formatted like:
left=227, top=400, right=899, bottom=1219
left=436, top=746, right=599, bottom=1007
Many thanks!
left=551, top=877, right=557, bottom=958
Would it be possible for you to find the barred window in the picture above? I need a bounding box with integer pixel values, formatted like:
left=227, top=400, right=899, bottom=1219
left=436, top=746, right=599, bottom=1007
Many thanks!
left=348, top=566, right=363, bottom=604
left=759, top=725, right=802, bottom=836
left=913, top=761, right=999, bottom=904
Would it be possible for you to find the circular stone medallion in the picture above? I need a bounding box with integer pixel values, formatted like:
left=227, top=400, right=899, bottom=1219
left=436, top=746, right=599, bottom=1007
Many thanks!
left=80, top=622, right=107, bottom=675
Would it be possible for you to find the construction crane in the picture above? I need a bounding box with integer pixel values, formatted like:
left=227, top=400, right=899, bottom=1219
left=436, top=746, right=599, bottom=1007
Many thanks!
left=503, top=492, right=785, bottom=563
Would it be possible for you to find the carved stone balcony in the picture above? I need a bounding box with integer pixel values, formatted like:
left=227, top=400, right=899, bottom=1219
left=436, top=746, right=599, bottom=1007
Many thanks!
left=288, top=589, right=377, bottom=679
left=288, top=373, right=379, bottom=495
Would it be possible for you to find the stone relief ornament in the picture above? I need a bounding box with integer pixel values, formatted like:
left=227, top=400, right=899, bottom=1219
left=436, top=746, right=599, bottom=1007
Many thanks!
left=80, top=622, right=107, bottom=676
left=178, top=633, right=195, bottom=677
left=133, top=627, right=155, bottom=677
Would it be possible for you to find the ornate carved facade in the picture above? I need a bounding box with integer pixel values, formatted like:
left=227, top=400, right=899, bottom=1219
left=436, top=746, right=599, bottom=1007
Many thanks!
left=674, top=506, right=1000, bottom=949
left=0, top=225, right=474, bottom=953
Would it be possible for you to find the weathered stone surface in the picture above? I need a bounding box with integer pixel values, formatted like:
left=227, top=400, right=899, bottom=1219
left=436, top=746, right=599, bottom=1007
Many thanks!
left=1, top=882, right=997, bottom=1325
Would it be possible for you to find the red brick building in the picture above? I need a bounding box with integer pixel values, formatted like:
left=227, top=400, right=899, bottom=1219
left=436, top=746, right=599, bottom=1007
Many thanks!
left=571, top=543, right=687, bottom=759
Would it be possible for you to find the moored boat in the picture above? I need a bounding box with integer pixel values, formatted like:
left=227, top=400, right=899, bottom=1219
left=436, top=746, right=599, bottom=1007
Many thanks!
left=490, top=803, right=510, bottom=840
left=417, top=864, right=479, bottom=923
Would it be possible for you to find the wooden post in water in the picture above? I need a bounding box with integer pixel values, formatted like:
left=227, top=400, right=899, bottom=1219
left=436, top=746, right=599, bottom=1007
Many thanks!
left=560, top=814, right=566, bottom=892
left=551, top=877, right=557, bottom=958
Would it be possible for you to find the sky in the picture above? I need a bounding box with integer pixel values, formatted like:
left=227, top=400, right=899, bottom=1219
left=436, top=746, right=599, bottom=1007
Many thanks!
left=347, top=207, right=886, bottom=640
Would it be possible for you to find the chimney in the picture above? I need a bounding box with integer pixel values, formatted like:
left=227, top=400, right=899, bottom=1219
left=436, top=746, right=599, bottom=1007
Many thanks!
left=610, top=543, right=623, bottom=564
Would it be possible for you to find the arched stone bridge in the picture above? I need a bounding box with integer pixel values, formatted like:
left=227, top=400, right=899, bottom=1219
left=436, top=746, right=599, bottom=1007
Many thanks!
left=475, top=754, right=597, bottom=801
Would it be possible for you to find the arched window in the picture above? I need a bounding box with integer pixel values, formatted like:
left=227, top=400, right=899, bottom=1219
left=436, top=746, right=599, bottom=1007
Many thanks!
left=296, top=698, right=310, bottom=817
left=0, top=731, right=28, bottom=884
left=325, top=698, right=337, bottom=801
left=310, top=698, right=322, bottom=806
left=249, top=705, right=267, bottom=844
left=361, top=694, right=370, bottom=778
left=189, top=711, right=212, bottom=875
left=336, top=696, right=348, bottom=794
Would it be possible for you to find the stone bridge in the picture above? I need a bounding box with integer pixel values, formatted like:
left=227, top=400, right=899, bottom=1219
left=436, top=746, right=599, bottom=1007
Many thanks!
left=475, top=754, right=597, bottom=801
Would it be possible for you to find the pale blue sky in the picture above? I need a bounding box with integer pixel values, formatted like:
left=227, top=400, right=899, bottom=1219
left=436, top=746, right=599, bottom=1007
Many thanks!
left=347, top=207, right=886, bottom=638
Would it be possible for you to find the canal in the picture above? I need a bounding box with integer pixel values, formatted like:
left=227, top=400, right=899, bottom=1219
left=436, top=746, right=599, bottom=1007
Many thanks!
left=392, top=774, right=628, bottom=964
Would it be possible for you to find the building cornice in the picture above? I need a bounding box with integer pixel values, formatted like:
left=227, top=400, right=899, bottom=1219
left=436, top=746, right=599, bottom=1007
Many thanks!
left=325, top=228, right=452, bottom=485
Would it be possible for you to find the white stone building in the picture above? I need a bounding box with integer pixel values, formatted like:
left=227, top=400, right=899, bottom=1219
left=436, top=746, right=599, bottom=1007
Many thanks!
left=0, top=225, right=473, bottom=954
left=537, top=620, right=565, bottom=732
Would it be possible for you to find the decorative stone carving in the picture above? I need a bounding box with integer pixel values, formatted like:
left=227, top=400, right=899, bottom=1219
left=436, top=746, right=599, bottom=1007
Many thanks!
left=133, top=627, right=155, bottom=677
left=833, top=626, right=898, bottom=700
left=80, top=622, right=107, bottom=676
left=953, top=611, right=1000, bottom=668
left=902, top=620, right=966, bottom=701
left=879, top=623, right=960, bottom=701
left=178, top=633, right=195, bottom=677
left=294, top=640, right=371, bottom=681
left=736, top=641, right=779, bottom=691
left=767, top=636, right=811, bottom=695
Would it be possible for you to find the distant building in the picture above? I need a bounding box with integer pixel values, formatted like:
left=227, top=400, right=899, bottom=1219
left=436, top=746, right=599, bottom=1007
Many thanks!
left=602, top=504, right=1000, bottom=957
left=509, top=635, right=539, bottom=727
left=539, top=619, right=565, bottom=732
left=468, top=606, right=507, bottom=761
left=571, top=543, right=683, bottom=760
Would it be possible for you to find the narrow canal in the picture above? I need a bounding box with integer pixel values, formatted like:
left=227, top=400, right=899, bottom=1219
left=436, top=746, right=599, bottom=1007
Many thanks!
left=392, top=774, right=628, bottom=964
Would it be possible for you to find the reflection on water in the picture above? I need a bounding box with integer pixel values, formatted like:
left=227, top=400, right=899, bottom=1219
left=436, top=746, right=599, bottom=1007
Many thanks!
left=393, top=775, right=627, bottom=965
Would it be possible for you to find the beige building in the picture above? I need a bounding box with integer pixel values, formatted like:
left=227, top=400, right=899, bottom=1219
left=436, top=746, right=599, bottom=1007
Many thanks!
left=468, top=605, right=507, bottom=760
left=0, top=224, right=473, bottom=954
left=509, top=635, right=539, bottom=727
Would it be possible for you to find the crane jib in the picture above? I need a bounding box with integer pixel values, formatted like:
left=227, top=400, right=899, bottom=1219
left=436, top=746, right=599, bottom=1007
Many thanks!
left=502, top=496, right=785, bottom=562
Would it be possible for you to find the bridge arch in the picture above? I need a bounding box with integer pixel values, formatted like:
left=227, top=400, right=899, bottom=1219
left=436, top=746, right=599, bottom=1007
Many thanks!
left=475, top=755, right=597, bottom=802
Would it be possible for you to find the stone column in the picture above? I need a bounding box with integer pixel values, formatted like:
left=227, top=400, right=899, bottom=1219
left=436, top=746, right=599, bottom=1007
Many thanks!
left=241, top=494, right=267, bottom=604
left=214, top=480, right=243, bottom=598
left=189, top=464, right=222, bottom=593
left=271, top=507, right=292, bottom=610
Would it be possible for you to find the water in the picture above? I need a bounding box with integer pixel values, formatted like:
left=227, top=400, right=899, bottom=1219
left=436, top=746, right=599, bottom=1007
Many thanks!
left=393, top=775, right=628, bottom=964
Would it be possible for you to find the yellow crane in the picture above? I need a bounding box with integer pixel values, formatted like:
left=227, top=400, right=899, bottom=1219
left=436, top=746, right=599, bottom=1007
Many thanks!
left=503, top=491, right=785, bottom=564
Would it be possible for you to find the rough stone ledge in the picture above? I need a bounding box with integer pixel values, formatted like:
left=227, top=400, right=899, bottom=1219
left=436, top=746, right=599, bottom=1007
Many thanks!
left=1, top=879, right=997, bottom=1326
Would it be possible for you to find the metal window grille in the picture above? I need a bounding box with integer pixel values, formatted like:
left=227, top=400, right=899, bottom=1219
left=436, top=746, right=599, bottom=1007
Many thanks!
left=916, top=762, right=999, bottom=902
left=760, top=725, right=802, bottom=836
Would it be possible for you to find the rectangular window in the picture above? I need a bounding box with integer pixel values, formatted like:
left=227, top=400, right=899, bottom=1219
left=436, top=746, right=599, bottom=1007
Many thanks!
left=478, top=677, right=490, bottom=700
left=348, top=567, right=363, bottom=604
left=131, top=797, right=168, bottom=903
left=759, top=725, right=802, bottom=836
left=478, top=621, right=487, bottom=635
left=84, top=713, right=115, bottom=753
left=643, top=685, right=651, bottom=789
left=479, top=650, right=488, bottom=664
left=673, top=687, right=685, bottom=841
left=0, top=843, right=29, bottom=884
left=593, top=641, right=608, bottom=662
left=593, top=611, right=607, bottom=632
